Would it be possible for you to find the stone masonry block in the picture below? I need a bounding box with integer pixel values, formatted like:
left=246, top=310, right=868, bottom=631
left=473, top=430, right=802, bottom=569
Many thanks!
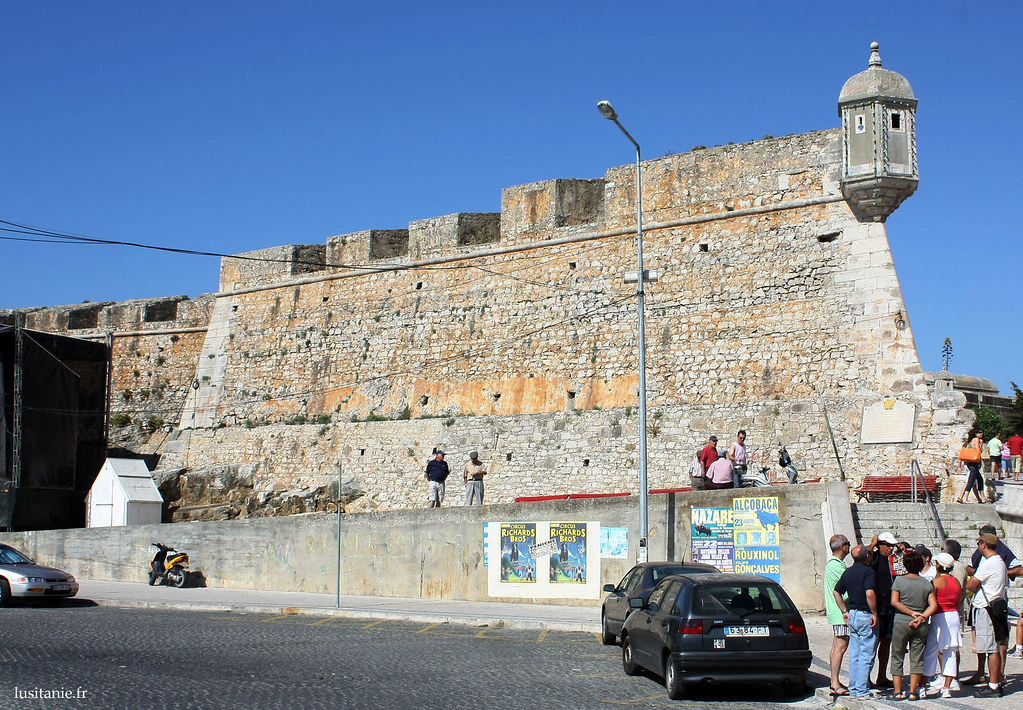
left=220, top=244, right=327, bottom=291
left=500, top=178, right=604, bottom=237
left=326, top=230, right=409, bottom=266
left=409, top=213, right=500, bottom=259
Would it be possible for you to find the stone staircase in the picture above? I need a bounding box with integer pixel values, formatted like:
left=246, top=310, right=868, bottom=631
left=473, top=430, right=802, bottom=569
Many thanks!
left=852, top=501, right=1023, bottom=609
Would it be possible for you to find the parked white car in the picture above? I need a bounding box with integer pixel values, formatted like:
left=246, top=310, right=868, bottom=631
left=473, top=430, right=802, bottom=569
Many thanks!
left=0, top=543, right=79, bottom=605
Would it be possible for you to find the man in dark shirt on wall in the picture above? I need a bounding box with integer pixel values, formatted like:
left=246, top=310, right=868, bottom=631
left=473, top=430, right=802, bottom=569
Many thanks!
left=425, top=450, right=449, bottom=508
left=834, top=544, right=879, bottom=699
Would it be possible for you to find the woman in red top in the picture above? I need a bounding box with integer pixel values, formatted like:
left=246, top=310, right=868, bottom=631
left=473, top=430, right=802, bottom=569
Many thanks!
left=923, top=552, right=963, bottom=698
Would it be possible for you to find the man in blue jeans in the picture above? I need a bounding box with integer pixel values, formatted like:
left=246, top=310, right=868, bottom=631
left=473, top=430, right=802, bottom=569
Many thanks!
left=834, top=544, right=880, bottom=699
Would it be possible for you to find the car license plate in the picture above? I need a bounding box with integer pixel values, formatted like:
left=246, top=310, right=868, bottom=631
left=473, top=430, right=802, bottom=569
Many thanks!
left=725, top=626, right=768, bottom=636
left=52, top=584, right=70, bottom=592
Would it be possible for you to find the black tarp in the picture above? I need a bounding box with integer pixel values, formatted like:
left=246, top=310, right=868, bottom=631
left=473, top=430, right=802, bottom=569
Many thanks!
left=0, top=325, right=108, bottom=530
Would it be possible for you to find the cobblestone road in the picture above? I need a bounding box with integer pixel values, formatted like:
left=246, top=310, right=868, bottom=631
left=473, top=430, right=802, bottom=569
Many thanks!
left=1, top=602, right=829, bottom=709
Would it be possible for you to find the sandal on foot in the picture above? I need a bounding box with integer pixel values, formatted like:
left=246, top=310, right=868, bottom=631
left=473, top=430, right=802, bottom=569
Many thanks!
left=892, top=691, right=908, bottom=700
left=830, top=686, right=850, bottom=697
left=907, top=692, right=919, bottom=701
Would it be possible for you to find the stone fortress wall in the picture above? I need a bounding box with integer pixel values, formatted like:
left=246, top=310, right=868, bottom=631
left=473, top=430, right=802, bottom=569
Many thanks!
left=3, top=124, right=973, bottom=519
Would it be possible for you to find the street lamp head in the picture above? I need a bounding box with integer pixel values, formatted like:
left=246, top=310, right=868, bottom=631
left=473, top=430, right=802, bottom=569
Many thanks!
left=597, top=100, right=618, bottom=121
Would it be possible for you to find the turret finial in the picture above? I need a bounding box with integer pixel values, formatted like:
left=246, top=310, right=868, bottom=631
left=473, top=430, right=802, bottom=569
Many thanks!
left=868, top=41, right=882, bottom=68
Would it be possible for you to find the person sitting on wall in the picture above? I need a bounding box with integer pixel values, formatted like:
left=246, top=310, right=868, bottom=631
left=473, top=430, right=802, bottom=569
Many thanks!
left=704, top=449, right=734, bottom=490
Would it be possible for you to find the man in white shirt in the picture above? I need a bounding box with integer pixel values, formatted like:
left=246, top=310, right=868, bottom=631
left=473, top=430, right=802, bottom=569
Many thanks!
left=966, top=533, right=1009, bottom=698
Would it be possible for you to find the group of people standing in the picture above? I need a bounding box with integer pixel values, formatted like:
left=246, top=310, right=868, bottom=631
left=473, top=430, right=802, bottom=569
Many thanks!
left=689, top=430, right=748, bottom=489
left=424, top=449, right=488, bottom=508
left=826, top=526, right=1020, bottom=700
left=957, top=428, right=1023, bottom=504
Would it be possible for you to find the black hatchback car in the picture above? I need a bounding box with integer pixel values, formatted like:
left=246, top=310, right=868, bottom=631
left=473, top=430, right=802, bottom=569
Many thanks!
left=619, top=573, right=811, bottom=700
left=600, top=561, right=718, bottom=645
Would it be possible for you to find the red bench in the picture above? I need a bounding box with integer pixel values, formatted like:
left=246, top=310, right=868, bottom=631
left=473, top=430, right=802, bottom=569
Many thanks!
left=513, top=495, right=570, bottom=503
left=853, top=475, right=937, bottom=502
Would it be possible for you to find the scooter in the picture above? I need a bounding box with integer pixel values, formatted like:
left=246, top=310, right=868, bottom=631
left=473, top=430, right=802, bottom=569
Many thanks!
left=778, top=445, right=798, bottom=484
left=739, top=463, right=773, bottom=488
left=149, top=542, right=189, bottom=587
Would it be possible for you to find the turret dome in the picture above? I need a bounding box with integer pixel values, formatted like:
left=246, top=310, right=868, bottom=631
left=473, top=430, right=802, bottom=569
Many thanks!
left=838, top=42, right=916, bottom=109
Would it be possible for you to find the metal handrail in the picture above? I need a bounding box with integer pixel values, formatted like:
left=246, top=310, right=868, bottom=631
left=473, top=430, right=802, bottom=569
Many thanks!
left=910, top=459, right=946, bottom=542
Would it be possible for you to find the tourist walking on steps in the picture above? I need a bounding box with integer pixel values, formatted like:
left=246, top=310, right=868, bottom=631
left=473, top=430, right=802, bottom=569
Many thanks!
left=425, top=450, right=449, bottom=508
left=1008, top=430, right=1023, bottom=481
left=1001, top=436, right=1011, bottom=479
left=956, top=428, right=985, bottom=504
left=988, top=432, right=1003, bottom=479
left=463, top=451, right=487, bottom=505
left=833, top=544, right=879, bottom=699
left=888, top=550, right=938, bottom=701
left=825, top=534, right=852, bottom=697
left=923, top=552, right=962, bottom=698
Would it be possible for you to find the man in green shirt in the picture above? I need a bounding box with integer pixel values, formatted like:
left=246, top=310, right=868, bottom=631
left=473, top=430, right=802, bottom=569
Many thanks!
left=826, top=533, right=852, bottom=696
left=988, top=434, right=1003, bottom=478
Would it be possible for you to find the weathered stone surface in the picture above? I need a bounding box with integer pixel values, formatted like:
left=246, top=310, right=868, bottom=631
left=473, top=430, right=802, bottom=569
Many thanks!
left=4, top=128, right=965, bottom=516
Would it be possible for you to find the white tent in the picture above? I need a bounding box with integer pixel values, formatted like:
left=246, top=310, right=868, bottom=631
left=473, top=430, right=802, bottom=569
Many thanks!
left=86, top=458, right=163, bottom=527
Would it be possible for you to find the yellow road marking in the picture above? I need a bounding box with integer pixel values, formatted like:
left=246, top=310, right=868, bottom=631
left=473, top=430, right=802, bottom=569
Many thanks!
left=475, top=628, right=489, bottom=638
left=310, top=617, right=338, bottom=625
left=361, top=619, right=386, bottom=629
left=417, top=622, right=441, bottom=633
left=537, top=629, right=549, bottom=643
left=261, top=615, right=291, bottom=623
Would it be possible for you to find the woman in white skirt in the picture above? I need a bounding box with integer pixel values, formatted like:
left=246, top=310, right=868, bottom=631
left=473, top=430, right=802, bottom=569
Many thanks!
left=924, top=552, right=963, bottom=698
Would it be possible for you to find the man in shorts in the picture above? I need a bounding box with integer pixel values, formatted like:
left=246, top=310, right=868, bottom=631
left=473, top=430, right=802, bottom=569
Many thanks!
left=966, top=533, right=1009, bottom=698
left=825, top=534, right=852, bottom=696
left=424, top=450, right=449, bottom=508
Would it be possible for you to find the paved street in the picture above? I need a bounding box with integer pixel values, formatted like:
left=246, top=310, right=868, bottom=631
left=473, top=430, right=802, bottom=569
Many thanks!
left=1, top=602, right=828, bottom=709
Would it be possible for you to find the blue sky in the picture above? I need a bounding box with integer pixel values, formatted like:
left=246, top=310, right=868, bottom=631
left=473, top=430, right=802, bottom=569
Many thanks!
left=2, top=2, right=1019, bottom=395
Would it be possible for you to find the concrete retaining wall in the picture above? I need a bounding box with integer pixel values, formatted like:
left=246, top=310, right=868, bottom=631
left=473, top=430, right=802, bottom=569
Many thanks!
left=1, top=483, right=850, bottom=611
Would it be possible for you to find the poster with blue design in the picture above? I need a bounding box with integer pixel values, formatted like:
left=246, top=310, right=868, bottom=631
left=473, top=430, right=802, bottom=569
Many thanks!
left=500, top=523, right=536, bottom=582
left=690, top=507, right=734, bottom=572
left=549, top=522, right=587, bottom=583
left=732, top=496, right=781, bottom=582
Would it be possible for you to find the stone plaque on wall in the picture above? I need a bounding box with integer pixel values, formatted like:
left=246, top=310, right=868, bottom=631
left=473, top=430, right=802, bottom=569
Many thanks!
left=860, top=398, right=915, bottom=444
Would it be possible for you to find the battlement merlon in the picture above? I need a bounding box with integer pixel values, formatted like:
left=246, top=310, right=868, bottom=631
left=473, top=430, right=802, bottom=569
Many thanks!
left=0, top=295, right=212, bottom=335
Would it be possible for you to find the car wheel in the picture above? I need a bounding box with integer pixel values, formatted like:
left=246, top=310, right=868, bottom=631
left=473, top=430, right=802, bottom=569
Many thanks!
left=783, top=677, right=806, bottom=697
left=665, top=657, right=687, bottom=700
left=621, top=635, right=640, bottom=676
left=0, top=578, right=11, bottom=607
left=600, top=613, right=616, bottom=645
left=169, top=569, right=188, bottom=588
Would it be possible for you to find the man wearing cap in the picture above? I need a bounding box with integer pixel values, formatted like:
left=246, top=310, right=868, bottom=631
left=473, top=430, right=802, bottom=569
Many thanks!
left=833, top=544, right=879, bottom=699
left=966, top=532, right=1009, bottom=697
left=699, top=435, right=719, bottom=472
left=464, top=451, right=487, bottom=506
left=967, top=524, right=1023, bottom=580
left=425, top=450, right=449, bottom=508
left=704, top=449, right=734, bottom=490
left=869, top=532, right=900, bottom=688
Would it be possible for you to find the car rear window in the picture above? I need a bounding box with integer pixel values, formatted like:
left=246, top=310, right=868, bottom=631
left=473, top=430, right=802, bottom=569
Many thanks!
left=651, top=565, right=714, bottom=583
left=692, top=582, right=795, bottom=615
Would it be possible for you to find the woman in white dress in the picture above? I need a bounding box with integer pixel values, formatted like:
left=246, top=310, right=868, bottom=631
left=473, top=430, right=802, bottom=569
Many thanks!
left=923, top=552, right=963, bottom=698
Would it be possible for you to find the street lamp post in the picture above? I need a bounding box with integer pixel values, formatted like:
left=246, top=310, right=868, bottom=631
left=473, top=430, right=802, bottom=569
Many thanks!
left=597, top=100, right=649, bottom=564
